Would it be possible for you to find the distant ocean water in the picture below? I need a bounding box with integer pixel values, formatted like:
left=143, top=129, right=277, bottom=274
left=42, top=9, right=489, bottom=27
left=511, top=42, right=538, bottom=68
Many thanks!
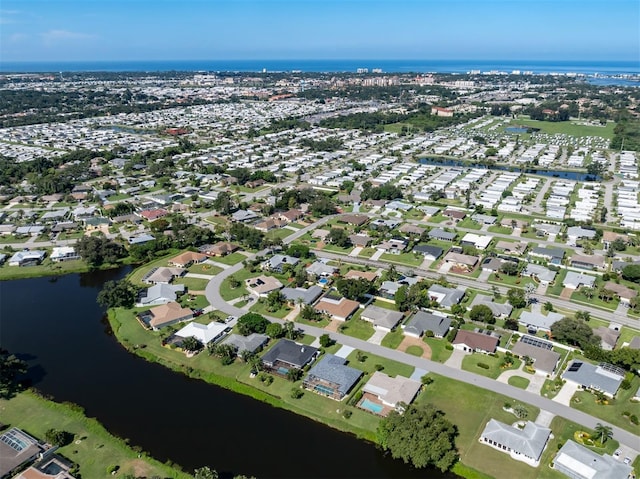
left=1, top=59, right=638, bottom=75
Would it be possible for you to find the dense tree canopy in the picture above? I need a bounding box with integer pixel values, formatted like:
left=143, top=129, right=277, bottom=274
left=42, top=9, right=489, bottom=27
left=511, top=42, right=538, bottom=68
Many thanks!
left=97, top=279, right=140, bottom=309
left=550, top=317, right=600, bottom=349
left=506, top=288, right=527, bottom=309
left=237, top=313, right=270, bottom=336
left=75, top=234, right=127, bottom=267
left=377, top=403, right=459, bottom=472
left=469, top=304, right=495, bottom=324
left=335, top=278, right=375, bottom=301
left=0, top=349, right=27, bottom=399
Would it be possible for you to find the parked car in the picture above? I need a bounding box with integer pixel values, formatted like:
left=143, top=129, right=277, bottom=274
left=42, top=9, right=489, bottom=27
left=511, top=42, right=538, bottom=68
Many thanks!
left=225, top=315, right=237, bottom=323
left=623, top=457, right=631, bottom=465
left=614, top=450, right=621, bottom=458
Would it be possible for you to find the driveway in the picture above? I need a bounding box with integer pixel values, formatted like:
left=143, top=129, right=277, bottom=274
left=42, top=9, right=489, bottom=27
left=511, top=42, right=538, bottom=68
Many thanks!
left=553, top=381, right=580, bottom=406
left=535, top=409, right=556, bottom=427
left=324, top=319, right=342, bottom=333
left=349, top=246, right=363, bottom=257
left=478, top=269, right=491, bottom=282
left=367, top=329, right=387, bottom=346
left=370, top=249, right=384, bottom=261
left=526, top=372, right=547, bottom=394
left=496, top=364, right=526, bottom=384
left=444, top=348, right=467, bottom=369
left=438, top=262, right=453, bottom=274
left=420, top=258, right=433, bottom=269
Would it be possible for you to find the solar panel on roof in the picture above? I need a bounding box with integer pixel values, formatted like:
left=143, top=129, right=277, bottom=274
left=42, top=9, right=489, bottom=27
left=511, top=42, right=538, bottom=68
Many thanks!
left=567, top=362, right=582, bottom=372
left=521, top=335, right=553, bottom=350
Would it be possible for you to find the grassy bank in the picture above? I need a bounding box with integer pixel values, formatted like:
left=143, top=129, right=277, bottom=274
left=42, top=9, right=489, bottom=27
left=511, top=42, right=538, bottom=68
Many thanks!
left=0, top=260, right=123, bottom=281
left=0, top=390, right=190, bottom=478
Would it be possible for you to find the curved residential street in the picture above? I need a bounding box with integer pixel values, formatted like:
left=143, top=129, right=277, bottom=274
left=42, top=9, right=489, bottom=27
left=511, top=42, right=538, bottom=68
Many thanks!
left=205, top=247, right=640, bottom=450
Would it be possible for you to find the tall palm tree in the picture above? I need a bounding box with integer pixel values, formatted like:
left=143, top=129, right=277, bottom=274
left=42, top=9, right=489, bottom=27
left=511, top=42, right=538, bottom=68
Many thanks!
left=594, top=423, right=613, bottom=444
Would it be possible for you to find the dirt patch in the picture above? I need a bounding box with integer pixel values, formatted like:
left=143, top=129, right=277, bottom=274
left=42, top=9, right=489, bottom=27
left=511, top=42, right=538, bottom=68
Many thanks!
left=560, top=287, right=574, bottom=299
left=325, top=319, right=342, bottom=332
left=398, top=336, right=432, bottom=360
left=123, top=459, right=154, bottom=477
left=315, top=241, right=326, bottom=250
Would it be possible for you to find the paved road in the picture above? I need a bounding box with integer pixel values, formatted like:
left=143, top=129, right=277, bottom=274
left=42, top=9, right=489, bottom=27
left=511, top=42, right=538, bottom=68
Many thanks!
left=204, top=247, right=640, bottom=450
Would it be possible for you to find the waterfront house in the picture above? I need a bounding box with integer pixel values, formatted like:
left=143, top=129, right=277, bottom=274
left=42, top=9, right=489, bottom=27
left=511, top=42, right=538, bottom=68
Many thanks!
left=221, top=333, right=269, bottom=356
left=175, top=321, right=228, bottom=345
left=359, top=371, right=421, bottom=416
left=261, top=339, right=319, bottom=374
left=553, top=440, right=633, bottom=479
left=139, top=302, right=194, bottom=330
left=137, top=283, right=185, bottom=307
left=303, top=354, right=363, bottom=400
left=8, top=250, right=46, bottom=267
left=480, top=419, right=551, bottom=466
left=168, top=251, right=208, bottom=268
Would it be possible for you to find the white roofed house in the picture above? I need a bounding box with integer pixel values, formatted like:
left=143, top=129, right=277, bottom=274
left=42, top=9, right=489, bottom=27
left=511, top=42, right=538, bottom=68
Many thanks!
left=553, top=440, right=633, bottom=479
left=479, top=419, right=551, bottom=467
left=50, top=246, right=80, bottom=262
left=174, top=321, right=228, bottom=346
left=8, top=250, right=46, bottom=267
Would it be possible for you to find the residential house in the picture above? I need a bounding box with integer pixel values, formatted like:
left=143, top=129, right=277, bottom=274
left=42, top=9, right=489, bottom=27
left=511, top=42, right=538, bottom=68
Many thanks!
left=138, top=208, right=168, bottom=221
left=281, top=285, right=324, bottom=305
left=562, top=361, right=625, bottom=398
left=468, top=294, right=513, bottom=318
left=359, top=371, right=422, bottom=416
left=231, top=209, right=259, bottom=222
left=602, top=231, right=628, bottom=251
left=495, top=240, right=528, bottom=256
left=360, top=305, right=404, bottom=331
left=306, top=260, right=337, bottom=278
left=569, top=254, right=606, bottom=270
left=261, top=339, right=319, bottom=374
left=443, top=252, right=479, bottom=271
left=562, top=271, right=596, bottom=290
left=452, top=329, right=499, bottom=353
left=8, top=250, right=46, bottom=267
left=262, top=254, right=299, bottom=273
left=169, top=251, right=208, bottom=268
left=50, top=246, right=80, bottom=262
left=428, top=228, right=456, bottom=242
left=529, top=247, right=565, bottom=265
left=314, top=296, right=360, bottom=321
left=379, top=276, right=419, bottom=299
left=511, top=336, right=560, bottom=374
left=472, top=214, right=497, bottom=225
left=461, top=233, right=492, bottom=250
left=442, top=208, right=466, bottom=220
left=127, top=233, right=156, bottom=245
left=413, top=245, right=443, bottom=260
left=338, top=214, right=369, bottom=226
left=403, top=311, right=451, bottom=338
left=143, top=267, right=185, bottom=284
left=593, top=325, right=621, bottom=351
left=0, top=428, right=47, bottom=479
left=427, top=284, right=465, bottom=308
left=13, top=454, right=76, bottom=479
left=254, top=216, right=287, bottom=232
left=221, top=333, right=269, bottom=356
left=604, top=281, right=637, bottom=305
left=376, top=238, right=408, bottom=255
left=553, top=440, right=633, bottom=479
left=480, top=419, right=551, bottom=466
left=566, top=226, right=597, bottom=246
left=139, top=302, right=194, bottom=330
left=245, top=275, right=284, bottom=297
left=175, top=321, right=227, bottom=345
left=481, top=257, right=504, bottom=272
left=349, top=234, right=372, bottom=247
left=399, top=224, right=426, bottom=235
left=303, top=354, right=363, bottom=400
left=518, top=310, right=563, bottom=333
left=137, top=283, right=185, bottom=307
left=198, top=241, right=239, bottom=257
left=345, top=270, right=378, bottom=281
left=522, top=264, right=557, bottom=285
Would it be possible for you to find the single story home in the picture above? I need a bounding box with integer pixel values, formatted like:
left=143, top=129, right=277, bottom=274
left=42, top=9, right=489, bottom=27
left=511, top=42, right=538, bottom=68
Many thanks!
left=175, top=321, right=227, bottom=345
left=562, top=271, right=596, bottom=290
left=261, top=339, right=319, bottom=374
left=143, top=267, right=185, bottom=284
left=0, top=428, right=46, bottom=479
left=569, top=254, right=605, bottom=270
left=137, top=283, right=185, bottom=307
left=452, top=329, right=499, bottom=354
left=360, top=371, right=422, bottom=416
left=303, top=354, right=363, bottom=401
left=8, top=250, right=46, bottom=267
left=413, top=245, right=443, bottom=261
left=245, top=275, right=284, bottom=297
left=562, top=360, right=625, bottom=398
left=553, top=440, right=633, bottom=479
left=127, top=233, right=156, bottom=245
left=281, top=285, right=324, bottom=305
left=593, top=326, right=621, bottom=351
left=443, top=252, right=479, bottom=270
left=403, top=311, right=451, bottom=338
left=349, top=234, right=372, bottom=247
left=427, top=284, right=465, bottom=308
left=480, top=419, right=551, bottom=466
left=306, top=261, right=337, bottom=278
left=522, top=264, right=557, bottom=285
left=468, top=294, right=513, bottom=318
left=338, top=214, right=369, bottom=226
left=262, top=254, right=299, bottom=273
left=518, top=310, right=563, bottom=333
left=376, top=238, right=408, bottom=255
left=169, top=251, right=208, bottom=268
left=220, top=333, right=269, bottom=356
left=495, top=240, right=527, bottom=256
left=199, top=241, right=239, bottom=257
left=529, top=246, right=565, bottom=264
left=345, top=270, right=378, bottom=281
left=139, top=302, right=194, bottom=330
left=461, top=233, right=492, bottom=250
left=314, top=296, right=360, bottom=321
left=511, top=336, right=560, bottom=374
left=428, top=228, right=456, bottom=242
left=603, top=281, right=637, bottom=304
left=360, top=305, right=404, bottom=331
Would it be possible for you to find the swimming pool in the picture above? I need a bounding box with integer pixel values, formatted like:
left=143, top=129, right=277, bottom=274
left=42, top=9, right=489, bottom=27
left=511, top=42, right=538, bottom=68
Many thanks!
left=318, top=278, right=329, bottom=285
left=360, top=398, right=384, bottom=414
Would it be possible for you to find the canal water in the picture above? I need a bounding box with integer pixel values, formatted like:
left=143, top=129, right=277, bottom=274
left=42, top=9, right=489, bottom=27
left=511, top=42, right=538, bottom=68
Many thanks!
left=0, top=271, right=453, bottom=479
left=419, top=157, right=600, bottom=181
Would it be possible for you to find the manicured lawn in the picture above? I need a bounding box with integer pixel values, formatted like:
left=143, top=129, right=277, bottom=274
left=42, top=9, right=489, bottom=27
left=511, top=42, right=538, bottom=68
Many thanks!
left=372, top=299, right=399, bottom=311
left=127, top=251, right=180, bottom=286
left=570, top=288, right=619, bottom=311
left=458, top=218, right=482, bottom=230
left=418, top=374, right=543, bottom=479
left=406, top=345, right=424, bottom=356
left=546, top=269, right=568, bottom=296
left=188, top=263, right=223, bottom=275
left=346, top=350, right=414, bottom=378
left=219, top=268, right=259, bottom=301
left=541, top=378, right=565, bottom=399
left=461, top=353, right=522, bottom=379
left=0, top=235, right=29, bottom=243
left=0, top=259, right=94, bottom=280
left=178, top=294, right=209, bottom=310
left=570, top=375, right=640, bottom=434
left=322, top=243, right=354, bottom=255
left=249, top=299, right=293, bottom=319
left=423, top=337, right=453, bottom=363
left=618, top=325, right=640, bottom=347
left=380, top=252, right=423, bottom=267
left=515, top=118, right=615, bottom=139
left=295, top=314, right=330, bottom=328
left=213, top=252, right=247, bottom=266
left=174, top=276, right=210, bottom=291
left=0, top=391, right=189, bottom=479
left=508, top=376, right=530, bottom=389
left=358, top=247, right=377, bottom=258
left=338, top=316, right=375, bottom=341
left=265, top=228, right=295, bottom=241
left=57, top=231, right=84, bottom=240
left=488, top=225, right=513, bottom=235
left=381, top=329, right=404, bottom=349
left=488, top=273, right=536, bottom=289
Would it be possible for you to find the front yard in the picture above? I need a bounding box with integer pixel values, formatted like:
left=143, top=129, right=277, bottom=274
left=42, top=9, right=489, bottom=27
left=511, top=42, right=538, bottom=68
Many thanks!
left=461, top=352, right=522, bottom=379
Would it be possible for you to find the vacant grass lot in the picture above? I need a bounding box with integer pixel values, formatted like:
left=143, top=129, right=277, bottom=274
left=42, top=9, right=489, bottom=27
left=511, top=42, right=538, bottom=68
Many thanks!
left=188, top=263, right=223, bottom=276
left=515, top=118, right=615, bottom=139
left=380, top=252, right=423, bottom=267
left=346, top=350, right=414, bottom=378
left=213, top=252, right=247, bottom=266
left=174, top=276, right=210, bottom=291
left=461, top=353, right=522, bottom=379
left=570, top=375, right=640, bottom=434
left=0, top=259, right=95, bottom=280
left=0, top=391, right=189, bottom=479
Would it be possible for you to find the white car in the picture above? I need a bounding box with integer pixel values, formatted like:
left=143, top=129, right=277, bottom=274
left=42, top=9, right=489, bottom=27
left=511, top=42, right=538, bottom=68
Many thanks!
left=623, top=457, right=631, bottom=465
left=225, top=315, right=237, bottom=323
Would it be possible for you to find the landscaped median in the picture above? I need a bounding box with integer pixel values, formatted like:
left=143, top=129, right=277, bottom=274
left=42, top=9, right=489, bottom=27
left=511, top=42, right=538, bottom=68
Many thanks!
left=0, top=390, right=190, bottom=478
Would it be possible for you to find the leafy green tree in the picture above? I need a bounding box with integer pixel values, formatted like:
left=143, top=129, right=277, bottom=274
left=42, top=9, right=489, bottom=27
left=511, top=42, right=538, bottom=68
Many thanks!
left=594, top=423, right=613, bottom=444
left=44, top=429, right=73, bottom=447
left=75, top=234, right=126, bottom=267
left=335, top=277, right=374, bottom=301
left=237, top=313, right=270, bottom=336
left=300, top=304, right=322, bottom=321
left=377, top=403, right=458, bottom=472
left=286, top=244, right=311, bottom=258
left=622, top=264, right=640, bottom=283
left=97, top=279, right=139, bottom=309
left=182, top=336, right=203, bottom=353
left=550, top=317, right=599, bottom=349
left=326, top=228, right=352, bottom=248
left=0, top=349, right=27, bottom=399
left=506, top=288, right=527, bottom=309
left=500, top=262, right=519, bottom=276
left=194, top=466, right=219, bottom=479
left=266, top=322, right=284, bottom=339
left=469, top=304, right=495, bottom=324
left=319, top=334, right=334, bottom=348
left=265, top=290, right=286, bottom=312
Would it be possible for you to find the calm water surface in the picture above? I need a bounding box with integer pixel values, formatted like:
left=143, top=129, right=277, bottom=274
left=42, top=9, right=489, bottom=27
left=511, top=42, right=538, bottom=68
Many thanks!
left=0, top=270, right=454, bottom=479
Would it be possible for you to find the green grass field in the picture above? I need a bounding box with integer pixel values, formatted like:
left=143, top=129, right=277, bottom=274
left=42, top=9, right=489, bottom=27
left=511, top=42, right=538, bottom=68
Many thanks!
left=514, top=118, right=615, bottom=139
left=0, top=259, right=95, bottom=281
left=461, top=353, right=522, bottom=379
left=0, top=391, right=189, bottom=479
left=174, top=276, right=210, bottom=291
left=508, top=376, right=530, bottom=389
left=423, top=337, right=454, bottom=363
left=381, top=329, right=404, bottom=349
left=346, top=350, right=414, bottom=378
left=212, top=252, right=247, bottom=266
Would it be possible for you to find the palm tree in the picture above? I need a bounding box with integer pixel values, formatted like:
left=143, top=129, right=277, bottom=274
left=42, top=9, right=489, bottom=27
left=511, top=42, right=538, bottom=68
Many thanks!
left=594, top=423, right=613, bottom=444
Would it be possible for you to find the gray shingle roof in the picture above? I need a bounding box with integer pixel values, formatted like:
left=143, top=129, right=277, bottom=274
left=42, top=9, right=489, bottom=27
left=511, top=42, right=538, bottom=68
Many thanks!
left=221, top=333, right=268, bottom=355
left=562, top=361, right=624, bottom=397
left=404, top=311, right=451, bottom=337
left=261, top=339, right=318, bottom=369
left=304, top=354, right=363, bottom=397
left=361, top=305, right=404, bottom=329
left=481, top=419, right=550, bottom=461
left=554, top=440, right=633, bottom=479
left=281, top=286, right=323, bottom=305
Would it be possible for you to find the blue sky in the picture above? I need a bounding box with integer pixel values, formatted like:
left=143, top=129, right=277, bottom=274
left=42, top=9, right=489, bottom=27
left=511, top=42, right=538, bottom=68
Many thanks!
left=1, top=0, right=638, bottom=62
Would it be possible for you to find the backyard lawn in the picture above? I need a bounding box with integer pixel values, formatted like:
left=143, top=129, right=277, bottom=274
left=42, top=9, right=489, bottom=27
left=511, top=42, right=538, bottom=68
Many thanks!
left=213, top=252, right=247, bottom=266
left=346, top=350, right=414, bottom=378
left=174, top=276, right=210, bottom=291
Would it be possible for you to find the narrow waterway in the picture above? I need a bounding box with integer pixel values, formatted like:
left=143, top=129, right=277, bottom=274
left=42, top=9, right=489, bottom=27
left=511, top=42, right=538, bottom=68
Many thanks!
left=0, top=270, right=454, bottom=479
